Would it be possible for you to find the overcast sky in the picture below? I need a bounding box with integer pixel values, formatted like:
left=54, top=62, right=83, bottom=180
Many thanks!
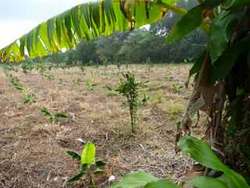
left=0, top=0, right=93, bottom=48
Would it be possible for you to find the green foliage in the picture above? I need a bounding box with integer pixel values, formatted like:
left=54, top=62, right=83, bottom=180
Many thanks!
left=23, top=93, right=36, bottom=104
left=0, top=0, right=207, bottom=64
left=166, top=0, right=250, bottom=173
left=210, top=36, right=250, bottom=82
left=40, top=107, right=69, bottom=124
left=85, top=79, right=97, bottom=91
left=166, top=5, right=203, bottom=43
left=9, top=74, right=25, bottom=92
left=111, top=171, right=159, bottom=188
left=21, top=60, right=35, bottom=73
left=189, top=176, right=228, bottom=188
left=66, top=151, right=81, bottom=161
left=111, top=136, right=250, bottom=188
left=116, top=73, right=144, bottom=133
left=0, top=0, right=249, bottom=186
left=81, top=143, right=96, bottom=166
left=75, top=40, right=99, bottom=64
left=66, top=143, right=105, bottom=185
left=178, top=136, right=250, bottom=188
left=171, top=83, right=183, bottom=93
left=144, top=180, right=179, bottom=188
left=0, top=0, right=172, bottom=62
left=8, top=74, right=36, bottom=104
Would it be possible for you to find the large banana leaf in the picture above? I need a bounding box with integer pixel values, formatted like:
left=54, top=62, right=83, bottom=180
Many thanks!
left=178, top=136, right=250, bottom=188
left=0, top=0, right=181, bottom=63
left=110, top=136, right=250, bottom=188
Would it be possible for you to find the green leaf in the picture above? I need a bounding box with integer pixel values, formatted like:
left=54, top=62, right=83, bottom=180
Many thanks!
left=189, top=176, right=228, bottom=188
left=96, top=160, right=106, bottom=168
left=67, top=171, right=85, bottom=183
left=54, top=112, right=68, bottom=118
left=81, top=143, right=96, bottom=165
left=166, top=5, right=203, bottom=43
left=210, top=36, right=250, bottom=82
left=41, top=107, right=52, bottom=117
left=80, top=164, right=88, bottom=172
left=178, top=136, right=250, bottom=188
left=178, top=136, right=227, bottom=172
left=144, top=179, right=180, bottom=188
left=208, top=10, right=244, bottom=62
left=223, top=0, right=250, bottom=9
left=111, top=171, right=158, bottom=188
left=66, top=151, right=81, bottom=161
left=94, top=168, right=104, bottom=174
left=189, top=51, right=206, bottom=78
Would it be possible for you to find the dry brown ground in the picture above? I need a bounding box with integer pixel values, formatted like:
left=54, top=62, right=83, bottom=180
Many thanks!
left=0, top=64, right=197, bottom=188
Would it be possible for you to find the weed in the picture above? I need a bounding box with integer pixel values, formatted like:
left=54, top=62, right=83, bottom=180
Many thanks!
left=165, top=100, right=184, bottom=120
left=21, top=61, right=34, bottom=73
left=8, top=74, right=36, bottom=104
left=23, top=93, right=36, bottom=104
left=171, top=83, right=183, bottom=93
left=73, top=78, right=82, bottom=86
left=9, top=74, right=25, bottom=92
left=150, top=90, right=165, bottom=104
left=40, top=107, right=69, bottom=123
left=85, top=80, right=97, bottom=91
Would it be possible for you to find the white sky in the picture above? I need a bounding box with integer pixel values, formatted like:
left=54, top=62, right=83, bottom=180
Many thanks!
left=0, top=0, right=92, bottom=48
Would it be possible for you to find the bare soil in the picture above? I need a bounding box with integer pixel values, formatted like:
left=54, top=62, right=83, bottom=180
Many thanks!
left=0, top=64, right=196, bottom=188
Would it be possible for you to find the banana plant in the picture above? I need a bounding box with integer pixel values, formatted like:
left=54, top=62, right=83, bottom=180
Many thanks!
left=66, top=143, right=106, bottom=186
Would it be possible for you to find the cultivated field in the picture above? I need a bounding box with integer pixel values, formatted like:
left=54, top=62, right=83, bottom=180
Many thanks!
left=0, top=64, right=200, bottom=188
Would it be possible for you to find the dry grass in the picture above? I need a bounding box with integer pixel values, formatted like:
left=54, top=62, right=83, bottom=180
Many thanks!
left=0, top=64, right=195, bottom=188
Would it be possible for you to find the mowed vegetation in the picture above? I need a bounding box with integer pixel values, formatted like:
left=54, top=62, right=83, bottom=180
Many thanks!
left=0, top=63, right=196, bottom=187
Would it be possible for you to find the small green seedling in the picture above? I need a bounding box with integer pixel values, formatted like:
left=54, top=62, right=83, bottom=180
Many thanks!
left=171, top=83, right=183, bottom=94
left=85, top=80, right=97, bottom=91
left=9, top=75, right=25, bottom=92
left=23, top=93, right=36, bottom=104
left=9, top=74, right=36, bottom=104
left=41, top=107, right=68, bottom=123
left=73, top=78, right=82, bottom=86
left=66, top=143, right=105, bottom=186
left=21, top=61, right=34, bottom=73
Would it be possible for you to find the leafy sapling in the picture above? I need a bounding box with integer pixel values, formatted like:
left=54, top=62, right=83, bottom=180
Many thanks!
left=116, top=72, right=145, bottom=134
left=66, top=143, right=106, bottom=186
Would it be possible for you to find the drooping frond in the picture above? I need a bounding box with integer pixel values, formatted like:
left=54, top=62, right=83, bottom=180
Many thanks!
left=0, top=0, right=181, bottom=63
